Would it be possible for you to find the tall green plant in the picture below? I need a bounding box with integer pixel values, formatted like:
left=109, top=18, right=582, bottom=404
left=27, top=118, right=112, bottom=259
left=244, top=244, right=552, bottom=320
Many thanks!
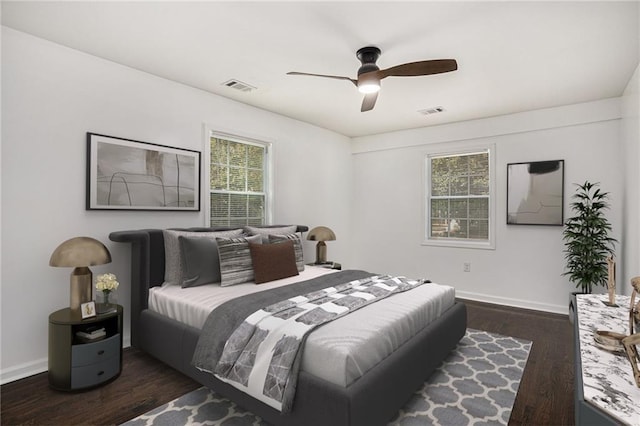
left=562, top=181, right=617, bottom=293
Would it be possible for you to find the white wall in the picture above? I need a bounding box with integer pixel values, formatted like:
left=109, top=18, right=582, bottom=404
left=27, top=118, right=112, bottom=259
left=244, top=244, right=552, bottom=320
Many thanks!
left=621, top=63, right=640, bottom=294
left=350, top=99, right=624, bottom=314
left=0, top=28, right=352, bottom=383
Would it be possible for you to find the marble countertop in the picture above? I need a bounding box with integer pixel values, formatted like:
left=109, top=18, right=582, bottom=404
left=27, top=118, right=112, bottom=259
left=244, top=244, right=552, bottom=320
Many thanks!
left=576, top=294, right=640, bottom=425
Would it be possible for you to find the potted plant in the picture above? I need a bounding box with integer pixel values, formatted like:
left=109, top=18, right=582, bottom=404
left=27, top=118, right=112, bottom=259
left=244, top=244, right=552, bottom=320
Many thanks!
left=563, top=181, right=617, bottom=294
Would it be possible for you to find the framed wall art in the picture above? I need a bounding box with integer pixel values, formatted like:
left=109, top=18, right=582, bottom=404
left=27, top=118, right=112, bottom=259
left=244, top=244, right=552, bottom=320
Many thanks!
left=507, top=160, right=564, bottom=225
left=86, top=133, right=201, bottom=211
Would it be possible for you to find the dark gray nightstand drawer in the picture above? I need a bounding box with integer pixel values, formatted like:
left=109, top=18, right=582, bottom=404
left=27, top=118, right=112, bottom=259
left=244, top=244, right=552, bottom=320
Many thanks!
left=70, top=356, right=120, bottom=389
left=71, top=334, right=120, bottom=367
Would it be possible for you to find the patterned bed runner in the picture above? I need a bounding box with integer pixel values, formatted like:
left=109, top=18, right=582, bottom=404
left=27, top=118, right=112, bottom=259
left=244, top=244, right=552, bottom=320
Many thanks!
left=205, top=275, right=427, bottom=412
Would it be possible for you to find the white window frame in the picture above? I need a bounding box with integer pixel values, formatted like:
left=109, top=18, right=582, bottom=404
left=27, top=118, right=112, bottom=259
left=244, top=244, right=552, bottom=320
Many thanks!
left=423, top=144, right=496, bottom=250
left=204, top=128, right=273, bottom=227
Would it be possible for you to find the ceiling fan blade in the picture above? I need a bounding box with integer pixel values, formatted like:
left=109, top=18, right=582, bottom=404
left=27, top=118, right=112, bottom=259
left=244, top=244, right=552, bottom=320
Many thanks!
left=287, top=71, right=357, bottom=86
left=377, top=59, right=458, bottom=79
left=361, top=92, right=378, bottom=112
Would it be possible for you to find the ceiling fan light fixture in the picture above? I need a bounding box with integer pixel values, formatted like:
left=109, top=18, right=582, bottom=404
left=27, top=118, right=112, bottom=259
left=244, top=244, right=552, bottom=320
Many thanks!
left=358, top=81, right=380, bottom=94
left=357, top=72, right=380, bottom=94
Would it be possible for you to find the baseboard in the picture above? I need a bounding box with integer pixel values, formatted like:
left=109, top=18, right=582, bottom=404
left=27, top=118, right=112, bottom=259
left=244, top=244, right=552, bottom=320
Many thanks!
left=1, top=336, right=132, bottom=385
left=456, top=290, right=569, bottom=315
left=0, top=358, right=48, bottom=385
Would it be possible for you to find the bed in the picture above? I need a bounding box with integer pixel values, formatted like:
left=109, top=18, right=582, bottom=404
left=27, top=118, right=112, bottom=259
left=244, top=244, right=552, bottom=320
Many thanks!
left=109, top=225, right=467, bottom=426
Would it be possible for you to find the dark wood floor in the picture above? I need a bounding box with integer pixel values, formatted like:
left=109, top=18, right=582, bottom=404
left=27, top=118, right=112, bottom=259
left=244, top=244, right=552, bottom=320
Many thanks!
left=464, top=300, right=574, bottom=426
left=1, top=299, right=574, bottom=426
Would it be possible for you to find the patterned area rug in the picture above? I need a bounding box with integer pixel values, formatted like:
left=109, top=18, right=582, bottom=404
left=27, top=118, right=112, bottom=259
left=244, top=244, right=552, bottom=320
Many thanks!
left=122, top=329, right=531, bottom=426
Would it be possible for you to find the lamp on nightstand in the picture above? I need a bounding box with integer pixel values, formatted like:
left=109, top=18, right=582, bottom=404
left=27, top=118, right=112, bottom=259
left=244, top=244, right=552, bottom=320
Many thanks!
left=307, top=226, right=336, bottom=264
left=49, top=237, right=112, bottom=312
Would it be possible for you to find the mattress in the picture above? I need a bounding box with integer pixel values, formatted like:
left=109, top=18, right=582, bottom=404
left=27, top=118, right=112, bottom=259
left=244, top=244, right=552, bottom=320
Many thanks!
left=149, top=266, right=455, bottom=387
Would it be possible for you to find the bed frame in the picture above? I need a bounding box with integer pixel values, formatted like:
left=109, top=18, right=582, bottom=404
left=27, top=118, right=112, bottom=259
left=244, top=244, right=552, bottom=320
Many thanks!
left=110, top=226, right=467, bottom=426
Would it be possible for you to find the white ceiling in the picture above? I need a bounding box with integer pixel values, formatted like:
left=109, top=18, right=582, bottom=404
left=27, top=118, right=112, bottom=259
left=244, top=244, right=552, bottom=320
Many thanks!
left=2, top=1, right=639, bottom=137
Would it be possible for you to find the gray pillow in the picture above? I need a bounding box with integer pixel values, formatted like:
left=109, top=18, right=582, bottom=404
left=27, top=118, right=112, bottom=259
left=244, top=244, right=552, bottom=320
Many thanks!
left=178, top=236, right=221, bottom=288
left=269, top=233, right=305, bottom=272
left=244, top=225, right=298, bottom=243
left=217, top=234, right=263, bottom=287
left=163, top=229, right=243, bottom=285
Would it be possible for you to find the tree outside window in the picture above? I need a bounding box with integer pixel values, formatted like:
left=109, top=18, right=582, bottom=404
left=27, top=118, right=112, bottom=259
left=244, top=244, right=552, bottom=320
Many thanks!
left=427, top=150, right=491, bottom=243
left=210, top=136, right=268, bottom=227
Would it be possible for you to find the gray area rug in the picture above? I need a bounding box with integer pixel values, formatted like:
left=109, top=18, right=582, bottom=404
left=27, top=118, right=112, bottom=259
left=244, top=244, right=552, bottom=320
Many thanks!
left=122, top=329, right=531, bottom=426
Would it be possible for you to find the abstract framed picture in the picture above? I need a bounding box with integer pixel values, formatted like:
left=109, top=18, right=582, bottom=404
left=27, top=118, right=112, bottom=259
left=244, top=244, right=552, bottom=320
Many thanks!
left=507, top=160, right=564, bottom=225
left=86, top=133, right=200, bottom=211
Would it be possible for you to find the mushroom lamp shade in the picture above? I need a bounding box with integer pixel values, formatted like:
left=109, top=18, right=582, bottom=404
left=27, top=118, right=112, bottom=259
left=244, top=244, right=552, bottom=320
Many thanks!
left=49, top=237, right=112, bottom=312
left=307, top=226, right=336, bottom=264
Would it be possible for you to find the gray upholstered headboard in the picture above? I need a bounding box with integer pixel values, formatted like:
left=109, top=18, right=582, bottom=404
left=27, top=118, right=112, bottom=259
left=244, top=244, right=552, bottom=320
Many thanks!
left=110, top=225, right=308, bottom=287
left=109, top=225, right=308, bottom=344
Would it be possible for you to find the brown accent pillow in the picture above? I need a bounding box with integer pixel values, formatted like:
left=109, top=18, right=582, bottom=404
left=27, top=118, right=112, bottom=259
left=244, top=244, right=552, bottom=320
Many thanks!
left=249, top=240, right=299, bottom=284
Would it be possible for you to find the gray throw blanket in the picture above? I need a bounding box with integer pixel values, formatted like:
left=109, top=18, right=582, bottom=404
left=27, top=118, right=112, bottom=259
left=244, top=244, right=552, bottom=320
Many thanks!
left=192, top=270, right=428, bottom=413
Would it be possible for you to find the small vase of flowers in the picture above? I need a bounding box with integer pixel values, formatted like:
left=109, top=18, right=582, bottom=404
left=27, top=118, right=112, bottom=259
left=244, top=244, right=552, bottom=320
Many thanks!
left=96, top=273, right=119, bottom=313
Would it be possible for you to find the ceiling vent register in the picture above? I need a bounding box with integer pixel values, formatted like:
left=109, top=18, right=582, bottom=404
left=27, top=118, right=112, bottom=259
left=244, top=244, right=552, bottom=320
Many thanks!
left=418, top=106, right=445, bottom=115
left=222, top=79, right=256, bottom=92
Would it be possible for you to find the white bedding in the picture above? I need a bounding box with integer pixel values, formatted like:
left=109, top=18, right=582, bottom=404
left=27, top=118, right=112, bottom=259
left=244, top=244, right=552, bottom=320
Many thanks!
left=149, top=266, right=455, bottom=387
left=149, top=267, right=339, bottom=328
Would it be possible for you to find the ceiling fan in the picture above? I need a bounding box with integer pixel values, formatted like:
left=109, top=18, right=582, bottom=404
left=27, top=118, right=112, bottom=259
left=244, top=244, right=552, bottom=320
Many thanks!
left=287, top=46, right=458, bottom=112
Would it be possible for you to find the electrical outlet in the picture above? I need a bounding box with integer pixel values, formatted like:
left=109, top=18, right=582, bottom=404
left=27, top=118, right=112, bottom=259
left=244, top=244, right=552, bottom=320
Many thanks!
left=463, top=262, right=471, bottom=272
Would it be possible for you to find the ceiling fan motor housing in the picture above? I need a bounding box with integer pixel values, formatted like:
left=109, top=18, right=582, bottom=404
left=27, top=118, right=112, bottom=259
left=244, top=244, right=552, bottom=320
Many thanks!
left=356, top=46, right=381, bottom=76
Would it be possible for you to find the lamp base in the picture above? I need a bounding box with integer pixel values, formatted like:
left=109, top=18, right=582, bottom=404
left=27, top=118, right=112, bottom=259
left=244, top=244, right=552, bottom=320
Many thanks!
left=70, top=267, right=92, bottom=312
left=315, top=241, right=327, bottom=264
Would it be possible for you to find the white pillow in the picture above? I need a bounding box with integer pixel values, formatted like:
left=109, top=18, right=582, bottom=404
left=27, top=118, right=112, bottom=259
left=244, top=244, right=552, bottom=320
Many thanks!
left=244, top=225, right=298, bottom=243
left=163, top=229, right=243, bottom=285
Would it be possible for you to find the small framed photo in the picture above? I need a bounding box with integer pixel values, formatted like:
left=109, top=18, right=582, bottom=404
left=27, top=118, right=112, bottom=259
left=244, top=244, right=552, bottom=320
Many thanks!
left=81, top=301, right=97, bottom=319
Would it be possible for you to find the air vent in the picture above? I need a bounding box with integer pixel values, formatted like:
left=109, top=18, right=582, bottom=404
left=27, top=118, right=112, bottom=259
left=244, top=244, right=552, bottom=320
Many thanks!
left=222, top=79, right=256, bottom=93
left=418, top=106, right=445, bottom=115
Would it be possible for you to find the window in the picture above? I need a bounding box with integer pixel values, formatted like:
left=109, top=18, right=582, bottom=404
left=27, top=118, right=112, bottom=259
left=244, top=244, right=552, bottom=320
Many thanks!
left=425, top=147, right=494, bottom=249
left=209, top=134, right=270, bottom=227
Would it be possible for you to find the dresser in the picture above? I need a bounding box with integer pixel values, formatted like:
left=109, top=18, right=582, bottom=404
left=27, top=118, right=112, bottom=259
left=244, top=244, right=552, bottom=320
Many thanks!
left=574, top=294, right=640, bottom=425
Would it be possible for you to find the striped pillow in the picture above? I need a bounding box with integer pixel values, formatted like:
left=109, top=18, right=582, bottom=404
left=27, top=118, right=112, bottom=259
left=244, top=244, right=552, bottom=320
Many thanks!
left=268, top=234, right=305, bottom=272
left=217, top=235, right=263, bottom=287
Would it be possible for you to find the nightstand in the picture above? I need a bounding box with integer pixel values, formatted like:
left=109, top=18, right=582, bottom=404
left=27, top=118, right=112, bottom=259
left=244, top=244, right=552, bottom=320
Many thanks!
left=48, top=305, right=123, bottom=391
left=308, top=262, right=342, bottom=270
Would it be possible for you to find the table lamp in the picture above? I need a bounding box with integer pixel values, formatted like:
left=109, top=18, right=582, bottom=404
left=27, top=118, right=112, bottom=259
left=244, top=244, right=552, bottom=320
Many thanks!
left=307, top=226, right=336, bottom=264
left=49, top=237, right=112, bottom=312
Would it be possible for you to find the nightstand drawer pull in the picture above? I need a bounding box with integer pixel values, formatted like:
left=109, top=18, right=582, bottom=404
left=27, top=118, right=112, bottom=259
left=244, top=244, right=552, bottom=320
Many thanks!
left=98, top=350, right=105, bottom=355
